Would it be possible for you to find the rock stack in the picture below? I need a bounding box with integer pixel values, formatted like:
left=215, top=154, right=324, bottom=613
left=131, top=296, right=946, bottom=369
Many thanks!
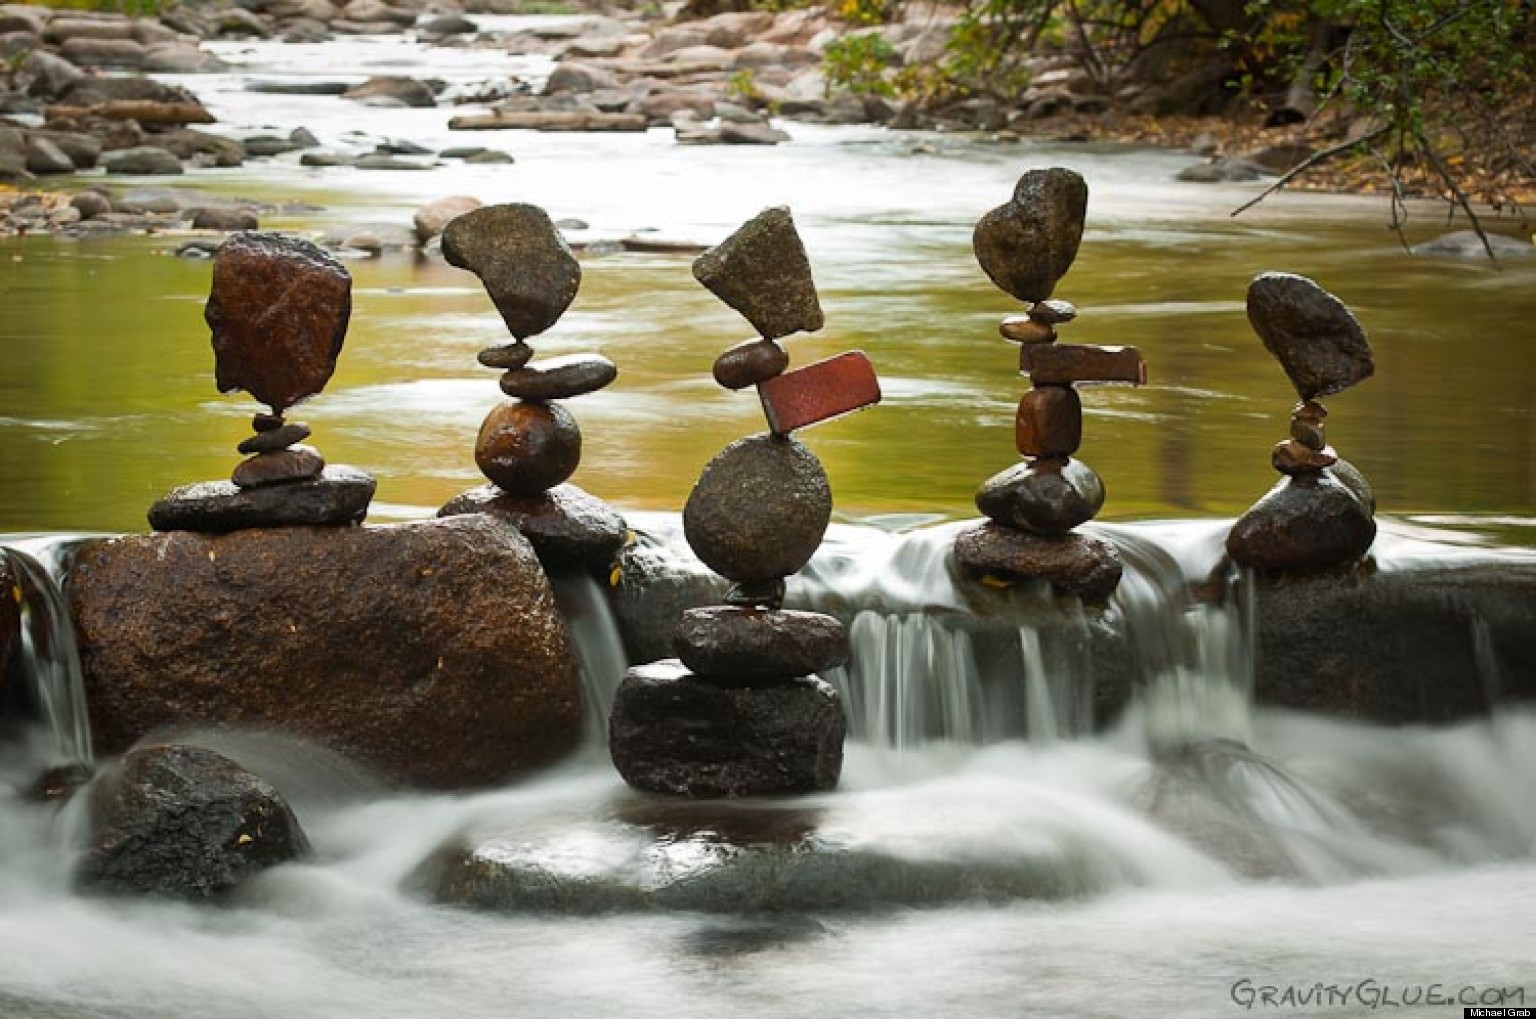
left=952, top=167, right=1144, bottom=602
left=149, top=232, right=375, bottom=533
left=1227, top=272, right=1377, bottom=571
left=608, top=207, right=880, bottom=798
left=435, top=203, right=627, bottom=572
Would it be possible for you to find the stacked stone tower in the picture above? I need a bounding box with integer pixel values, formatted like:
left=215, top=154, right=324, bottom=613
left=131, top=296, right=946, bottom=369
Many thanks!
left=608, top=207, right=880, bottom=798
left=952, top=168, right=1145, bottom=601
left=149, top=232, right=375, bottom=533
left=435, top=204, right=627, bottom=572
left=1227, top=272, right=1377, bottom=571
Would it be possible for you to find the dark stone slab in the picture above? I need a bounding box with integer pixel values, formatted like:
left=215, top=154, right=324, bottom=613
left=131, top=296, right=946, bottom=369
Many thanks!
left=499, top=353, right=617, bottom=401
left=692, top=206, right=823, bottom=340
left=477, top=341, right=533, bottom=370
left=148, top=464, right=375, bottom=533
left=952, top=521, right=1122, bottom=601
left=230, top=444, right=324, bottom=488
left=973, top=167, right=1088, bottom=304
left=438, top=482, right=626, bottom=570
left=1246, top=272, right=1373, bottom=400
left=475, top=400, right=582, bottom=496
left=442, top=203, right=581, bottom=341
left=237, top=421, right=311, bottom=454
left=1022, top=343, right=1146, bottom=385
left=674, top=606, right=848, bottom=682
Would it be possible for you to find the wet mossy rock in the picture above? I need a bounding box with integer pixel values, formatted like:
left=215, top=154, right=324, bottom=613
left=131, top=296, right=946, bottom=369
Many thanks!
left=973, top=168, right=1089, bottom=304
left=77, top=744, right=308, bottom=900
left=68, top=516, right=583, bottom=789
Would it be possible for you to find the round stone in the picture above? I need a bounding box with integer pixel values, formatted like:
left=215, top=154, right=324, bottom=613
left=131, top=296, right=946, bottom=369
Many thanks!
left=674, top=607, right=849, bottom=683
left=975, top=457, right=1105, bottom=535
left=237, top=422, right=311, bottom=454
left=999, top=316, right=1056, bottom=344
left=148, top=465, right=376, bottom=533
left=682, top=434, right=831, bottom=583
left=712, top=338, right=788, bottom=390
left=437, top=482, right=626, bottom=570
left=1029, top=299, right=1078, bottom=325
left=475, top=400, right=582, bottom=495
left=1271, top=439, right=1336, bottom=476
left=951, top=521, right=1123, bottom=601
left=498, top=354, right=617, bottom=401
left=478, top=341, right=533, bottom=370
left=231, top=445, right=325, bottom=489
left=1227, top=468, right=1376, bottom=572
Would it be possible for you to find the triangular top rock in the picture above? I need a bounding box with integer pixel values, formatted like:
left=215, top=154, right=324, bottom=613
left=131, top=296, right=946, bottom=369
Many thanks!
left=442, top=203, right=581, bottom=341
left=692, top=207, right=824, bottom=341
left=973, top=167, right=1088, bottom=304
left=1246, top=272, right=1374, bottom=400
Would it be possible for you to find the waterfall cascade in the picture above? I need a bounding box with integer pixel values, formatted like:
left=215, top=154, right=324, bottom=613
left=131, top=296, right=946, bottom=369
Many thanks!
left=1, top=539, right=93, bottom=770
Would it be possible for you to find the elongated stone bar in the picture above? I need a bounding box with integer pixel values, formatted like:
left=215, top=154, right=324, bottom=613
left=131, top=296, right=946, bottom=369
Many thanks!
left=758, top=351, right=881, bottom=435
left=1022, top=344, right=1147, bottom=385
left=1015, top=386, right=1082, bottom=457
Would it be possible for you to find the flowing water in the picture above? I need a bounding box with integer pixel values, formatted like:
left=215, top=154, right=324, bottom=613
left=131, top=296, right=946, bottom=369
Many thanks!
left=1, top=19, right=1534, bottom=1017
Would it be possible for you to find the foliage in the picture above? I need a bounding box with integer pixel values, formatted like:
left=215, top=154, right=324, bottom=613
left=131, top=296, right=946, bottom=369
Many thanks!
left=836, top=0, right=892, bottom=27
left=727, top=68, right=762, bottom=102
left=822, top=31, right=899, bottom=96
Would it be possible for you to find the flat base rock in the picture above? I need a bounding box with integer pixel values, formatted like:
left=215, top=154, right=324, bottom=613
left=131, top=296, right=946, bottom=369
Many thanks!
left=148, top=465, right=375, bottom=534
left=438, top=482, right=626, bottom=571
left=609, top=660, right=844, bottom=798
left=68, top=515, right=583, bottom=789
left=952, top=521, right=1123, bottom=601
left=1226, top=466, right=1376, bottom=572
left=674, top=606, right=847, bottom=682
left=77, top=745, right=308, bottom=900
left=976, top=457, right=1104, bottom=535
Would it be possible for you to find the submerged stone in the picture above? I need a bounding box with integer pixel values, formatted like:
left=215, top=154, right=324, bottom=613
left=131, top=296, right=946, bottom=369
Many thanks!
left=952, top=521, right=1123, bottom=601
left=475, top=399, right=582, bottom=496
left=976, top=457, right=1105, bottom=535
left=674, top=606, right=848, bottom=682
left=442, top=203, right=581, bottom=340
left=972, top=167, right=1088, bottom=304
left=438, top=482, right=626, bottom=570
left=692, top=207, right=823, bottom=340
left=1226, top=466, right=1376, bottom=572
left=148, top=465, right=375, bottom=533
left=1246, top=272, right=1373, bottom=400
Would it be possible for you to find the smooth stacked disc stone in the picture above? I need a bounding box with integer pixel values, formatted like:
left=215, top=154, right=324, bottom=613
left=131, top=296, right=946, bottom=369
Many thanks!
left=437, top=482, right=626, bottom=570
left=674, top=606, right=849, bottom=684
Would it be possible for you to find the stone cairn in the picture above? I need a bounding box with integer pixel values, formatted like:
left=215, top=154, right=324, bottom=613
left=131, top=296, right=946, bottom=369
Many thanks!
left=1227, top=272, right=1377, bottom=571
left=608, top=207, right=881, bottom=798
left=952, top=167, right=1145, bottom=602
left=435, top=203, right=627, bottom=572
left=149, top=232, right=375, bottom=533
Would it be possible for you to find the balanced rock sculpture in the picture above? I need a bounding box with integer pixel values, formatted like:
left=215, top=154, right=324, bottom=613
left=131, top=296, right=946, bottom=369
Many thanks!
left=953, top=168, right=1144, bottom=601
left=1227, top=273, right=1376, bottom=571
left=149, top=232, right=375, bottom=533
left=609, top=207, right=879, bottom=798
left=436, top=203, right=627, bottom=571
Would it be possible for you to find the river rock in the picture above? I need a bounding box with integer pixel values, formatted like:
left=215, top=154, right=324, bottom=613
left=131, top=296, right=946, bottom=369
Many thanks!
left=149, top=465, right=372, bottom=532
left=683, top=433, right=831, bottom=583
left=442, top=204, right=581, bottom=341
left=30, top=130, right=101, bottom=169
left=413, top=194, right=481, bottom=243
left=1030, top=299, right=1077, bottom=325
left=438, top=482, right=626, bottom=570
left=191, top=206, right=258, bottom=231
left=102, top=146, right=183, bottom=175
left=478, top=341, right=533, bottom=370
left=499, top=353, right=616, bottom=400
left=973, top=167, right=1088, bottom=304
left=342, top=75, right=435, bottom=107
left=1408, top=230, right=1536, bottom=259
left=1226, top=468, right=1376, bottom=572
left=544, top=61, right=617, bottom=94
left=237, top=421, right=310, bottom=453
left=59, top=37, right=146, bottom=67
left=692, top=207, right=823, bottom=340
left=70, top=190, right=113, bottom=220
left=76, top=745, right=308, bottom=900
left=713, top=338, right=788, bottom=389
left=675, top=606, right=848, bottom=682
left=206, top=232, right=351, bottom=413
left=0, top=556, right=16, bottom=688
left=976, top=456, right=1104, bottom=534
left=1000, top=316, right=1056, bottom=344
left=419, top=13, right=477, bottom=35
left=475, top=399, right=582, bottom=495
left=1015, top=386, right=1081, bottom=457
left=25, top=136, right=74, bottom=175
left=720, top=122, right=790, bottom=145
left=609, top=660, right=844, bottom=797
left=70, top=515, right=584, bottom=788
left=1246, top=272, right=1373, bottom=400
left=1270, top=438, right=1336, bottom=475
left=952, top=521, right=1123, bottom=601
left=20, top=50, right=83, bottom=98
left=157, top=128, right=245, bottom=167
left=231, top=444, right=325, bottom=488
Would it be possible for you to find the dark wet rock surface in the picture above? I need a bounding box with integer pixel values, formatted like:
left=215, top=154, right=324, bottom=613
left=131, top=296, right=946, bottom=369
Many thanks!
left=692, top=207, right=822, bottom=340
left=712, top=338, right=788, bottom=390
left=675, top=606, right=848, bottom=682
left=1245, top=272, right=1373, bottom=400
left=976, top=457, right=1105, bottom=535
left=442, top=203, right=581, bottom=340
left=498, top=353, right=617, bottom=400
left=1226, top=466, right=1376, bottom=571
left=438, top=482, right=626, bottom=571
left=972, top=167, right=1088, bottom=304
left=148, top=464, right=375, bottom=533
left=475, top=399, right=582, bottom=496
left=952, top=521, right=1123, bottom=601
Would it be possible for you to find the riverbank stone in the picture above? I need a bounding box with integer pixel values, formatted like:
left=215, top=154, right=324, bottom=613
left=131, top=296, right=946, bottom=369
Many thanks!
left=1245, top=272, right=1373, bottom=400
left=675, top=606, right=848, bottom=682
left=682, top=433, right=831, bottom=583
left=609, top=660, right=844, bottom=797
left=976, top=456, right=1105, bottom=535
left=475, top=399, right=582, bottom=495
left=442, top=204, right=581, bottom=340
left=438, top=482, right=626, bottom=571
left=952, top=521, right=1123, bottom=601
left=206, top=232, right=351, bottom=413
left=498, top=353, right=616, bottom=400
left=413, top=194, right=481, bottom=243
left=691, top=206, right=823, bottom=340
left=1226, top=467, right=1376, bottom=572
left=973, top=167, right=1088, bottom=304
left=76, top=745, right=309, bottom=900
left=148, top=465, right=375, bottom=532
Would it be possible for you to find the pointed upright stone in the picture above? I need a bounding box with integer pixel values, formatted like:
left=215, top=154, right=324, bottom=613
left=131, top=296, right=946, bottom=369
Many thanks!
left=442, top=204, right=581, bottom=340
left=692, top=207, right=824, bottom=340
left=1246, top=273, right=1373, bottom=400
left=973, top=168, right=1088, bottom=304
left=206, top=232, right=351, bottom=413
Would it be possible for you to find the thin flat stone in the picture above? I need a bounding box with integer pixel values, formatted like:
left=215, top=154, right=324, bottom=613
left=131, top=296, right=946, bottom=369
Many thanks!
left=478, top=341, right=533, bottom=370
left=206, top=232, right=351, bottom=413
left=499, top=353, right=617, bottom=400
left=231, top=445, right=325, bottom=488
left=237, top=422, right=311, bottom=454
left=757, top=351, right=881, bottom=435
left=975, top=456, right=1104, bottom=534
left=1023, top=344, right=1146, bottom=385
left=1246, top=273, right=1373, bottom=400
left=952, top=522, right=1122, bottom=601
left=674, top=607, right=848, bottom=683
left=442, top=204, right=581, bottom=340
left=1029, top=299, right=1077, bottom=325
left=713, top=338, right=788, bottom=390
left=148, top=465, right=375, bottom=534
left=437, top=482, right=626, bottom=569
left=1015, top=386, right=1081, bottom=457
left=1000, top=316, right=1056, bottom=344
left=1272, top=439, right=1337, bottom=475
left=972, top=167, right=1088, bottom=304
left=692, top=207, right=823, bottom=340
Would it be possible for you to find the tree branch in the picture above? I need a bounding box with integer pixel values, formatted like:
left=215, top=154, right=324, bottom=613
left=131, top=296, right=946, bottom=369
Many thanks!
left=1230, top=124, right=1393, bottom=217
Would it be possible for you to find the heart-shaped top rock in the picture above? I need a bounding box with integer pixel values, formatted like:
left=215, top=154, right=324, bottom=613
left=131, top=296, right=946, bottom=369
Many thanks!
left=1246, top=272, right=1374, bottom=400
left=973, top=167, right=1088, bottom=304
left=692, top=206, right=823, bottom=341
left=442, top=203, right=581, bottom=341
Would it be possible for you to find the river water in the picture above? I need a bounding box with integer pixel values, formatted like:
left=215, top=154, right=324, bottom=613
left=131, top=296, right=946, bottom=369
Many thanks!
left=1, top=21, right=1534, bottom=1018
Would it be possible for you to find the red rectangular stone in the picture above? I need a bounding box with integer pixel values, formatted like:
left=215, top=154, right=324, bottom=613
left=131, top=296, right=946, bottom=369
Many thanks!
left=758, top=351, right=881, bottom=435
left=1023, top=344, right=1146, bottom=385
left=1016, top=385, right=1082, bottom=457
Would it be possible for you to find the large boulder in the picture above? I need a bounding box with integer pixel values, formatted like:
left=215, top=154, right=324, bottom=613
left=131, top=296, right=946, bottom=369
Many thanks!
left=68, top=515, right=585, bottom=788
left=76, top=744, right=309, bottom=899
